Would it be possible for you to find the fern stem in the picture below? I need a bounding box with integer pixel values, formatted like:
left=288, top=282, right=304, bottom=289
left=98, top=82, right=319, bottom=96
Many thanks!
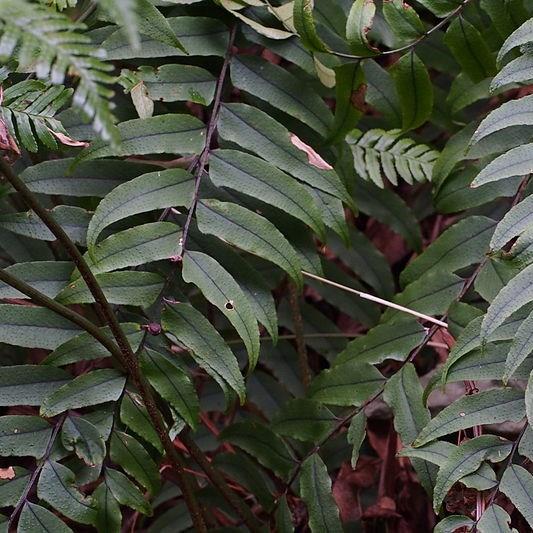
left=180, top=431, right=264, bottom=532
left=0, top=158, right=207, bottom=533
left=288, top=282, right=311, bottom=389
left=178, top=24, right=237, bottom=258
left=302, top=271, right=448, bottom=328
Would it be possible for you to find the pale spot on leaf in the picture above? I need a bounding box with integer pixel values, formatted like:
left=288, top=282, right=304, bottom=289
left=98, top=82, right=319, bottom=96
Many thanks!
left=290, top=133, right=333, bottom=170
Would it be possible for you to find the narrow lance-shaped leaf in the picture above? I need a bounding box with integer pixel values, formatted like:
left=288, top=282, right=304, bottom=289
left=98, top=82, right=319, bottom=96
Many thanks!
left=74, top=114, right=205, bottom=164
left=481, top=263, right=533, bottom=339
left=0, top=261, right=72, bottom=299
left=0, top=365, right=70, bottom=406
left=497, top=18, right=533, bottom=63
left=308, top=361, right=385, bottom=406
left=231, top=55, right=333, bottom=137
left=490, top=195, right=533, bottom=250
left=93, top=483, right=121, bottom=533
left=83, top=222, right=180, bottom=276
left=504, top=310, right=533, bottom=382
left=161, top=303, right=245, bottom=403
left=135, top=0, right=187, bottom=52
left=18, top=502, right=74, bottom=533
left=472, top=143, right=533, bottom=187
left=56, top=271, right=164, bottom=307
left=0, top=304, right=81, bottom=350
left=400, top=216, right=496, bottom=287
left=209, top=149, right=326, bottom=239
left=347, top=411, right=366, bottom=468
left=444, top=17, right=496, bottom=82
left=471, top=95, right=533, bottom=146
left=196, top=199, right=303, bottom=288
left=86, top=168, right=193, bottom=249
left=110, top=431, right=161, bottom=494
left=414, top=388, right=525, bottom=446
left=120, top=392, right=163, bottom=453
left=183, top=251, right=260, bottom=370
left=140, top=348, right=200, bottom=429
left=432, top=435, right=512, bottom=512
left=0, top=206, right=91, bottom=246
left=101, top=16, right=230, bottom=61
left=393, top=52, right=433, bottom=132
left=218, top=103, right=353, bottom=207
left=299, top=454, right=343, bottom=533
left=220, top=421, right=295, bottom=480
left=41, top=369, right=126, bottom=418
left=37, top=461, right=96, bottom=525
left=271, top=398, right=336, bottom=442
left=500, top=465, right=533, bottom=528
left=105, top=468, right=152, bottom=516
left=0, top=416, right=52, bottom=458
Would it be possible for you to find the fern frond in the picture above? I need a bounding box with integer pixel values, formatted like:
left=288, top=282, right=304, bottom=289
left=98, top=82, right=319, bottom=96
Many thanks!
left=39, top=0, right=78, bottom=10
left=347, top=129, right=439, bottom=187
left=0, top=0, right=119, bottom=144
left=0, top=80, right=73, bottom=152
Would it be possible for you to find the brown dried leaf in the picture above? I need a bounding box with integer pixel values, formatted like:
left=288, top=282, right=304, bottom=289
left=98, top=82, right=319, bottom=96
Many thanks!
left=289, top=133, right=333, bottom=170
left=50, top=130, right=89, bottom=147
left=0, top=467, right=15, bottom=480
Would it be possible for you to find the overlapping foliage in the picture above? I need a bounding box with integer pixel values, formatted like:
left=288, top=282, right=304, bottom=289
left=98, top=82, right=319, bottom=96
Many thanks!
left=0, top=0, right=532, bottom=531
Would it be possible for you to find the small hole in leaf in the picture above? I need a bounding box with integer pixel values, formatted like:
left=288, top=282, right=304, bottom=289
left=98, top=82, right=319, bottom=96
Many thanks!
left=225, top=301, right=234, bottom=310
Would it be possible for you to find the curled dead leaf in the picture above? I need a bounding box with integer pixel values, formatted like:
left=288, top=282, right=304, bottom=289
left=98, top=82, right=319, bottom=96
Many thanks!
left=50, top=130, right=89, bottom=148
left=289, top=133, right=333, bottom=170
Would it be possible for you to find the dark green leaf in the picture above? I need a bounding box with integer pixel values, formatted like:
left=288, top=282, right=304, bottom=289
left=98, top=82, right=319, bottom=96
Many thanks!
left=299, top=454, right=342, bottom=533
left=161, top=302, right=245, bottom=402
left=140, top=348, right=199, bottom=428
left=272, top=399, right=336, bottom=442
left=37, top=461, right=96, bottom=525
left=41, top=369, right=126, bottom=418
left=110, top=431, right=160, bottom=494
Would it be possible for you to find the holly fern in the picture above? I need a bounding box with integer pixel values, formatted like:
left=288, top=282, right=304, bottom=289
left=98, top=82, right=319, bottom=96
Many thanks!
left=0, top=1, right=532, bottom=532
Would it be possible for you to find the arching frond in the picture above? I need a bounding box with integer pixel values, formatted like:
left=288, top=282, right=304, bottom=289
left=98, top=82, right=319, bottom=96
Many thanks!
left=0, top=0, right=119, bottom=144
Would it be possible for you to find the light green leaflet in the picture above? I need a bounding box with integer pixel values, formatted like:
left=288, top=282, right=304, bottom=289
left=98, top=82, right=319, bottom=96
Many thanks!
left=414, top=388, right=525, bottom=446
